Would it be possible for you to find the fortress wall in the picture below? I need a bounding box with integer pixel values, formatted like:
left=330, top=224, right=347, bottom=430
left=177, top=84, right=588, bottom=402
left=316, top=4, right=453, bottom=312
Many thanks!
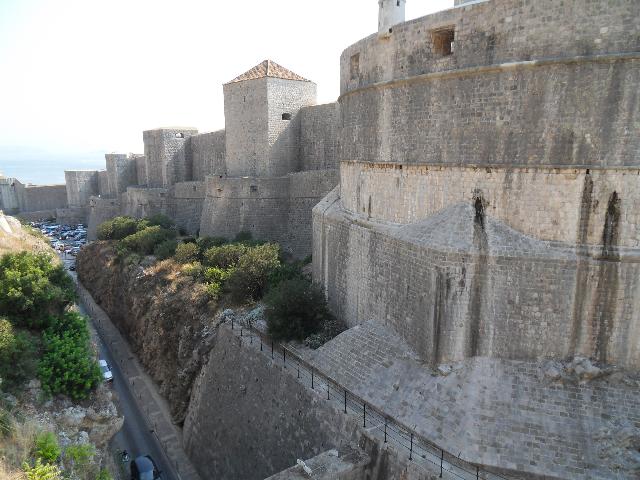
left=0, top=178, right=23, bottom=214
left=135, top=155, right=147, bottom=186
left=170, top=181, right=207, bottom=235
left=88, top=196, right=121, bottom=240
left=224, top=78, right=268, bottom=177
left=299, top=103, right=340, bottom=171
left=56, top=207, right=87, bottom=226
left=143, top=128, right=198, bottom=188
left=286, top=170, right=339, bottom=259
left=313, top=192, right=640, bottom=369
left=200, top=176, right=289, bottom=244
left=190, top=131, right=226, bottom=181
left=106, top=154, right=138, bottom=195
left=339, top=59, right=640, bottom=169
left=341, top=0, right=639, bottom=95
left=98, top=171, right=110, bottom=197
left=20, top=184, right=68, bottom=212
left=183, top=326, right=362, bottom=480
left=341, top=163, right=640, bottom=248
left=266, top=78, right=317, bottom=177
left=65, top=171, right=99, bottom=208
left=122, top=187, right=169, bottom=219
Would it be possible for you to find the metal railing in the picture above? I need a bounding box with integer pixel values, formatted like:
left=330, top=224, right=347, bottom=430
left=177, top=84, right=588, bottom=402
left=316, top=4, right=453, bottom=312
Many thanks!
left=229, top=318, right=513, bottom=480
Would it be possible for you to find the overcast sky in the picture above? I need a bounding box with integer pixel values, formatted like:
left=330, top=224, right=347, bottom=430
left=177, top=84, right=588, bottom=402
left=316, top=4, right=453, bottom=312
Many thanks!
left=0, top=0, right=452, bottom=181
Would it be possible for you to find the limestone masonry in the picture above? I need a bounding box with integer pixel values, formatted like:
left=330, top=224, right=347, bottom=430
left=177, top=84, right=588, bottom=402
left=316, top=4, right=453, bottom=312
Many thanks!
left=5, top=0, right=640, bottom=478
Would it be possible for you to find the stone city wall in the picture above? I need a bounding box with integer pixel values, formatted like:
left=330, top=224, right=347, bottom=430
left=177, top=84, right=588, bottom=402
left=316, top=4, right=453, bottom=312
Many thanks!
left=224, top=78, right=269, bottom=177
left=0, top=177, right=22, bottom=214
left=98, top=171, right=110, bottom=197
left=341, top=163, right=640, bottom=248
left=135, top=154, right=147, bottom=187
left=143, top=128, right=198, bottom=188
left=265, top=77, right=317, bottom=177
left=56, top=207, right=88, bottom=226
left=200, top=176, right=290, bottom=245
left=106, top=154, right=138, bottom=195
left=19, top=184, right=68, bottom=213
left=313, top=190, right=640, bottom=370
left=65, top=170, right=99, bottom=208
left=170, top=181, right=207, bottom=235
left=190, top=131, right=226, bottom=181
left=299, top=103, right=340, bottom=171
left=121, top=187, right=169, bottom=219
left=87, top=196, right=121, bottom=240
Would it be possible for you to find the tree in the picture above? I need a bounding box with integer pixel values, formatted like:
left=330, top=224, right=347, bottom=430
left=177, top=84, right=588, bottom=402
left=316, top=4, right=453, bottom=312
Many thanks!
left=0, top=317, right=37, bottom=390
left=226, top=243, right=280, bottom=301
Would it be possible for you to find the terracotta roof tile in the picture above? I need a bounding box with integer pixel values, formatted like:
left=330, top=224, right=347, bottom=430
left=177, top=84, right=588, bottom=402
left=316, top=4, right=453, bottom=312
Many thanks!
left=226, top=60, right=311, bottom=84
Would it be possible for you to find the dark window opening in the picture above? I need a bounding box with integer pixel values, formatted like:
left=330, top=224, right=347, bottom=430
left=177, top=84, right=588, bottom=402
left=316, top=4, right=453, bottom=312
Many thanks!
left=250, top=185, right=258, bottom=192
left=432, top=27, right=455, bottom=56
left=282, top=113, right=292, bottom=121
left=175, top=133, right=184, bottom=138
left=350, top=53, right=360, bottom=80
left=389, top=28, right=393, bottom=34
left=397, top=1, right=400, bottom=5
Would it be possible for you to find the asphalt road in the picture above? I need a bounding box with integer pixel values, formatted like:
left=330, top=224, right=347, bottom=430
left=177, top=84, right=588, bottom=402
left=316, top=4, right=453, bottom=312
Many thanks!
left=60, top=252, right=178, bottom=480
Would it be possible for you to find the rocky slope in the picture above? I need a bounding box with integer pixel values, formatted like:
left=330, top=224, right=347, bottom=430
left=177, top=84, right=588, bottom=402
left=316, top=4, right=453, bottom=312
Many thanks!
left=76, top=242, right=221, bottom=423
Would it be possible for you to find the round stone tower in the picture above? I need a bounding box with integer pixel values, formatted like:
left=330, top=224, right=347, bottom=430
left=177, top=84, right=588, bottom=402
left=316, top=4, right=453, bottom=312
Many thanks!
left=378, top=0, right=406, bottom=38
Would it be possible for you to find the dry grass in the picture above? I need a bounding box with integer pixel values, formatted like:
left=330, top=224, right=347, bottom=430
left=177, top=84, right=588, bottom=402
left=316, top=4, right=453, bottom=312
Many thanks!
left=0, top=415, right=38, bottom=475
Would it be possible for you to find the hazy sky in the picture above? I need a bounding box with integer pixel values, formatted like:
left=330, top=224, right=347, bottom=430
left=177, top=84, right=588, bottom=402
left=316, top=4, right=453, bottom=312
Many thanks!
left=0, top=0, right=452, bottom=182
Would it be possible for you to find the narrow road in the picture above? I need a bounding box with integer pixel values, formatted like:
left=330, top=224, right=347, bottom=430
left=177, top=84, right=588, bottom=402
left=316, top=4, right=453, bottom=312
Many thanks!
left=62, top=254, right=178, bottom=480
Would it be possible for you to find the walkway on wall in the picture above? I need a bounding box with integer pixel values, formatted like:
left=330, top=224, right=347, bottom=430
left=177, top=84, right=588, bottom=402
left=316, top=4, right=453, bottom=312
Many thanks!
left=226, top=318, right=515, bottom=480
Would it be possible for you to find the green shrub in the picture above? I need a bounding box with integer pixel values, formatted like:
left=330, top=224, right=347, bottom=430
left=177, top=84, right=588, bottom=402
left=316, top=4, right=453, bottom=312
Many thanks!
left=264, top=278, right=332, bottom=342
left=204, top=266, right=232, bottom=284
left=174, top=242, right=200, bottom=264
left=22, top=459, right=62, bottom=480
left=304, top=316, right=347, bottom=349
left=205, top=282, right=222, bottom=300
left=267, top=261, right=303, bottom=290
left=65, top=442, right=94, bottom=472
left=202, top=243, right=248, bottom=269
left=96, top=469, right=113, bottom=480
left=0, top=252, right=75, bottom=328
left=154, top=239, right=178, bottom=260
left=145, top=214, right=174, bottom=229
left=97, top=216, right=138, bottom=240
left=119, top=226, right=177, bottom=255
left=38, top=312, right=101, bottom=401
left=0, top=409, right=13, bottom=438
left=0, top=317, right=38, bottom=390
left=196, top=236, right=228, bottom=251
left=34, top=431, right=61, bottom=463
left=226, top=243, right=280, bottom=302
left=182, top=262, right=203, bottom=278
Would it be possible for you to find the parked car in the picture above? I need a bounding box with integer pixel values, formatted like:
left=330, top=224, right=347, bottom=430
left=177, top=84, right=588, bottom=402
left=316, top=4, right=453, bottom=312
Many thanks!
left=98, top=359, right=112, bottom=382
left=68, top=264, right=76, bottom=271
left=130, top=455, right=161, bottom=480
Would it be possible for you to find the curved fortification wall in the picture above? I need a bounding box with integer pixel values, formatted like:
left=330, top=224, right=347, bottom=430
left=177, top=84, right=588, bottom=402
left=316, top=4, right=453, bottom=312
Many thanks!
left=88, top=197, right=121, bottom=240
left=314, top=0, right=640, bottom=369
left=170, top=181, right=206, bottom=235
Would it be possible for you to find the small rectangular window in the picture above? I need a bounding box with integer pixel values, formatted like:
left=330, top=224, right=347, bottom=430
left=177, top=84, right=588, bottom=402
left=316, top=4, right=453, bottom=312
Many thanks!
left=282, top=113, right=292, bottom=120
left=432, top=27, right=455, bottom=56
left=350, top=53, right=360, bottom=80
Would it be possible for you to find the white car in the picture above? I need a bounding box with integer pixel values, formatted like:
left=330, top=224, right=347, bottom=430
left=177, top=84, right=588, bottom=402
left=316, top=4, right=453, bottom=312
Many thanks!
left=99, top=359, right=113, bottom=382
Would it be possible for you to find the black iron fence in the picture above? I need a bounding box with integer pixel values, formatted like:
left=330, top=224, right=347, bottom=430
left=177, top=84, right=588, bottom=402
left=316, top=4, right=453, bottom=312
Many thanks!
left=228, top=319, right=513, bottom=480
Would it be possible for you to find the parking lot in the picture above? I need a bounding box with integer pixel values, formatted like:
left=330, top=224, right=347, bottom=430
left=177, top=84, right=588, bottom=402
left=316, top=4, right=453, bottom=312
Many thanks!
left=31, top=221, right=87, bottom=270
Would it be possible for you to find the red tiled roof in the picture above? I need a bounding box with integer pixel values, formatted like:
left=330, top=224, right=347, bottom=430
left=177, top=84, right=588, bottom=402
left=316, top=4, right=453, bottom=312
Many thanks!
left=226, top=60, right=311, bottom=84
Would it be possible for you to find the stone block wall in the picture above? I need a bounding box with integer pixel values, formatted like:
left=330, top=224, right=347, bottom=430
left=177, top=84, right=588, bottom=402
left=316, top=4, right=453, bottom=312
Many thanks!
left=200, top=176, right=290, bottom=244
left=143, top=128, right=198, bottom=188
left=20, top=184, right=68, bottom=213
left=266, top=78, right=317, bottom=176
left=98, top=171, right=110, bottom=197
left=299, top=103, right=340, bottom=171
left=65, top=171, right=99, bottom=208
left=224, top=78, right=268, bottom=177
left=106, top=154, right=138, bottom=195
left=170, top=181, right=207, bottom=235
left=88, top=196, right=121, bottom=240
left=313, top=193, right=640, bottom=370
left=135, top=154, right=147, bottom=186
left=190, top=131, right=226, bottom=181
left=341, top=163, right=640, bottom=248
left=0, top=177, right=23, bottom=214
left=121, top=187, right=169, bottom=220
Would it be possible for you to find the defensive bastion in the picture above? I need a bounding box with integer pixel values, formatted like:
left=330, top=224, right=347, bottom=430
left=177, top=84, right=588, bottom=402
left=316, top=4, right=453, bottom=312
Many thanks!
left=313, top=0, right=640, bottom=369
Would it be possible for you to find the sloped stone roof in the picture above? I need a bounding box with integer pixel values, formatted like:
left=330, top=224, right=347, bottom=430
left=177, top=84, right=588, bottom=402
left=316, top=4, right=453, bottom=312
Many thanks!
left=226, top=60, right=311, bottom=84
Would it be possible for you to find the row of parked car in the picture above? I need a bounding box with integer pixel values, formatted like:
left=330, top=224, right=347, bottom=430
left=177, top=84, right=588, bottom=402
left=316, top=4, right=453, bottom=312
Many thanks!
left=31, top=221, right=87, bottom=259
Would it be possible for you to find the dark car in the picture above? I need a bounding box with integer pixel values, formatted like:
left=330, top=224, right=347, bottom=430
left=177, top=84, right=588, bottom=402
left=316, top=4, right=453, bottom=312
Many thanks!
left=131, top=455, right=161, bottom=480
